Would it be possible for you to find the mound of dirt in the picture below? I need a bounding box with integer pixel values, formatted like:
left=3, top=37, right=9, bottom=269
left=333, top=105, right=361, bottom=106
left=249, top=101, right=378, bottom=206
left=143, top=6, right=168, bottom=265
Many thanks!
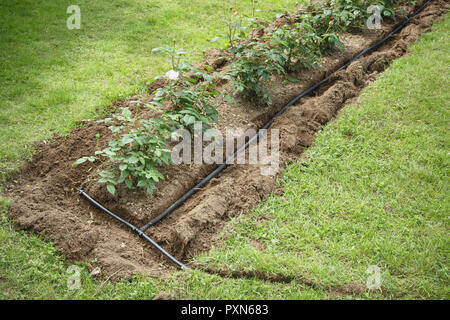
left=4, top=0, right=448, bottom=279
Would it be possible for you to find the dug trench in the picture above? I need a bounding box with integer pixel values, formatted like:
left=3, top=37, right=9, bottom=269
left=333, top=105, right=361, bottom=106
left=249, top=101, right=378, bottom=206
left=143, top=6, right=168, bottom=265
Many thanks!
left=3, top=0, right=448, bottom=284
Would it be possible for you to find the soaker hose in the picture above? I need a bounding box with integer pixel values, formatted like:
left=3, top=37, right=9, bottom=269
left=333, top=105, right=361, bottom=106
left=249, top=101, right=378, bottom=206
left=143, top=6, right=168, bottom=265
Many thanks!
left=140, top=0, right=434, bottom=232
left=79, top=0, right=433, bottom=268
left=79, top=185, right=187, bottom=269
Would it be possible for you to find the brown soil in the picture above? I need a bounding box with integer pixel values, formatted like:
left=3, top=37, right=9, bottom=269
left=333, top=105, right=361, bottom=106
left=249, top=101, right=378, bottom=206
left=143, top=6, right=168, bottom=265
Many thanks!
left=3, top=0, right=448, bottom=280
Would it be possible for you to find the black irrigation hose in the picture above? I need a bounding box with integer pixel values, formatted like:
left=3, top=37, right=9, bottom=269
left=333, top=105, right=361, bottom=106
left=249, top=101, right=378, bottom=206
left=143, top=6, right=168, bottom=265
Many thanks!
left=79, top=185, right=187, bottom=269
left=140, top=0, right=434, bottom=232
left=79, top=0, right=433, bottom=267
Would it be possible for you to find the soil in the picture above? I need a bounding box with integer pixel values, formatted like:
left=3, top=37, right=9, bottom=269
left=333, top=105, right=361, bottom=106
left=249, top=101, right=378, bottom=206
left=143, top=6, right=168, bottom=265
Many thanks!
left=3, top=0, right=448, bottom=280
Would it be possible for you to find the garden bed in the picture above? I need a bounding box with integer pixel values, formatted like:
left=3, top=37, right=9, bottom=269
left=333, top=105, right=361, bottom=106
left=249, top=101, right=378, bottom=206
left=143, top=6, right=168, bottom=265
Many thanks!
left=4, top=0, right=448, bottom=279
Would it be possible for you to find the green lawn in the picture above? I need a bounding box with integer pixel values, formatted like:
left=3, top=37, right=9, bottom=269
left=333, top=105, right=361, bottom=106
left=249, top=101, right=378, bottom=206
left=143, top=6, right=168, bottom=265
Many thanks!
left=190, top=14, right=450, bottom=299
left=0, top=0, right=299, bottom=177
left=0, top=3, right=448, bottom=299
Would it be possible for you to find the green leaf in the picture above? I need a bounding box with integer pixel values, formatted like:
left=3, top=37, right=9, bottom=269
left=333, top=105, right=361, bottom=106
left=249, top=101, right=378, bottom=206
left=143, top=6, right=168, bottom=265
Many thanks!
left=120, top=136, right=134, bottom=145
left=109, top=126, right=124, bottom=133
left=127, top=156, right=139, bottom=164
left=203, top=74, right=215, bottom=83
left=285, top=77, right=298, bottom=83
left=121, top=108, right=132, bottom=119
left=106, top=184, right=116, bottom=195
left=125, top=179, right=134, bottom=189
left=137, top=179, right=147, bottom=188
left=182, top=115, right=196, bottom=126
left=72, top=156, right=95, bottom=166
left=146, top=184, right=156, bottom=196
left=72, top=158, right=87, bottom=166
left=98, top=170, right=115, bottom=178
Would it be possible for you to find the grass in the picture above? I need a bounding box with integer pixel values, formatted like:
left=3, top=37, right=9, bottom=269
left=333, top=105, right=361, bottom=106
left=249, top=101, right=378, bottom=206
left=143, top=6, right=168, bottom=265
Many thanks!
left=0, top=0, right=300, bottom=177
left=0, top=202, right=155, bottom=299
left=0, top=4, right=448, bottom=299
left=192, top=13, right=450, bottom=299
left=0, top=197, right=324, bottom=299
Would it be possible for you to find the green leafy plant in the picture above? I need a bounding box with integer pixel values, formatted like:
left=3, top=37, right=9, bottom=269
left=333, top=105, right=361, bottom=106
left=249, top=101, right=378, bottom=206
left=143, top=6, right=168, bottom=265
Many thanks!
left=152, top=47, right=221, bottom=131
left=227, top=7, right=345, bottom=105
left=333, top=0, right=403, bottom=27
left=74, top=47, right=221, bottom=196
left=229, top=37, right=286, bottom=106
left=152, top=46, right=187, bottom=70
left=216, top=3, right=262, bottom=48
left=74, top=0, right=409, bottom=195
left=74, top=107, right=177, bottom=196
left=151, top=61, right=219, bottom=132
left=269, top=23, right=321, bottom=72
left=222, top=8, right=248, bottom=48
